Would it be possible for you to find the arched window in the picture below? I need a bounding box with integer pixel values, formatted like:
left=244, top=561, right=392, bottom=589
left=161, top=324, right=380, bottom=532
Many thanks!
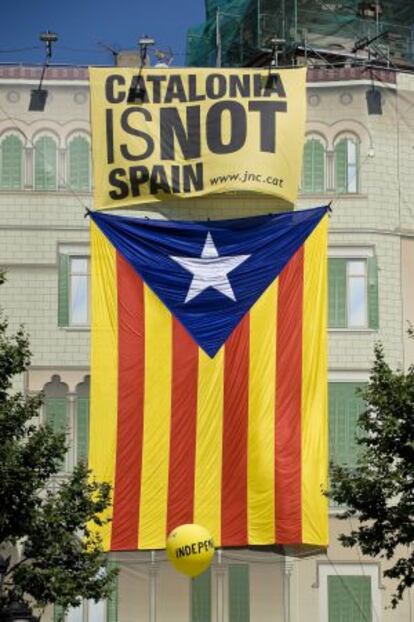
left=0, top=134, right=23, bottom=189
left=68, top=135, right=90, bottom=191
left=334, top=136, right=359, bottom=193
left=43, top=374, right=69, bottom=471
left=34, top=135, right=57, bottom=191
left=302, top=137, right=325, bottom=193
left=75, top=376, right=90, bottom=464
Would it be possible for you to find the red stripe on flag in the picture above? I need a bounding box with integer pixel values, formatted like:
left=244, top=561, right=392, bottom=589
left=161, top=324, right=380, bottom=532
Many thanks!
left=166, top=318, right=199, bottom=534
left=275, top=247, right=304, bottom=543
left=221, top=314, right=249, bottom=546
left=111, top=254, right=145, bottom=550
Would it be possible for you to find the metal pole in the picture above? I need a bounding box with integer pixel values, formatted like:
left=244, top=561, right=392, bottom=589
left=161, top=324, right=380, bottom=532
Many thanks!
left=149, top=551, right=158, bottom=622
left=216, top=550, right=225, bottom=622
left=294, top=0, right=298, bottom=40
left=216, top=9, right=222, bottom=68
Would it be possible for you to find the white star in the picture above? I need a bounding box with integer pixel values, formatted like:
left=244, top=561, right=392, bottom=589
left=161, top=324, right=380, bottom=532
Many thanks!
left=170, top=232, right=250, bottom=304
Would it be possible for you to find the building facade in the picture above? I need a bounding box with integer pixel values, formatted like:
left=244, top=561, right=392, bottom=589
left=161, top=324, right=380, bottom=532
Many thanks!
left=0, top=62, right=413, bottom=621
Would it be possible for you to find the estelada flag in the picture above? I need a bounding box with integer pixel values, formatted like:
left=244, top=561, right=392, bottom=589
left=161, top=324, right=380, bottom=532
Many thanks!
left=89, top=206, right=329, bottom=554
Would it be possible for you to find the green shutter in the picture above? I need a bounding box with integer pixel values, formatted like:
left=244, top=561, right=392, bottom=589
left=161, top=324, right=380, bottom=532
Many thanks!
left=69, top=136, right=90, bottom=191
left=53, top=605, right=65, bottom=622
left=302, top=139, right=324, bottom=193
left=328, top=575, right=372, bottom=622
left=45, top=398, right=68, bottom=469
left=367, top=256, right=379, bottom=329
left=34, top=136, right=57, bottom=190
left=335, top=139, right=348, bottom=193
left=328, top=259, right=347, bottom=328
left=0, top=135, right=23, bottom=189
left=191, top=568, right=211, bottom=622
left=329, top=383, right=365, bottom=468
left=45, top=398, right=68, bottom=434
left=302, top=140, right=313, bottom=192
left=312, top=140, right=324, bottom=192
left=58, top=254, right=70, bottom=327
left=106, top=561, right=118, bottom=622
left=76, top=398, right=89, bottom=464
left=229, top=564, right=250, bottom=622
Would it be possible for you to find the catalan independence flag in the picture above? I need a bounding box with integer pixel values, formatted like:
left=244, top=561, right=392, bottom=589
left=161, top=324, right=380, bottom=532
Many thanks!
left=89, top=206, right=329, bottom=554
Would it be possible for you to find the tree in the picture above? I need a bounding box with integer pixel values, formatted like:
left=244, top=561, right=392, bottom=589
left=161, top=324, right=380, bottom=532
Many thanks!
left=329, top=341, right=414, bottom=608
left=0, top=272, right=116, bottom=619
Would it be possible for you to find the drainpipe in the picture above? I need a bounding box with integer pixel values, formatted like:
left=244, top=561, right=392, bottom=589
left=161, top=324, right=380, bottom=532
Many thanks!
left=149, top=550, right=159, bottom=622
left=283, top=558, right=294, bottom=622
left=216, top=550, right=225, bottom=622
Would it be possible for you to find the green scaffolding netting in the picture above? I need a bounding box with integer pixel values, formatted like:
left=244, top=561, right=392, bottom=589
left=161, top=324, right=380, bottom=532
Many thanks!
left=186, top=0, right=414, bottom=67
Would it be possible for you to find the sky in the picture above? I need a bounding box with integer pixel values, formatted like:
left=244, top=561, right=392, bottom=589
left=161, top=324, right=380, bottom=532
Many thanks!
left=0, top=0, right=206, bottom=67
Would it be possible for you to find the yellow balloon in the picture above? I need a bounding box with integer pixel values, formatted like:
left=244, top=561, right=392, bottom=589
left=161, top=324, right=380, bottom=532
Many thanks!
left=166, top=524, right=215, bottom=578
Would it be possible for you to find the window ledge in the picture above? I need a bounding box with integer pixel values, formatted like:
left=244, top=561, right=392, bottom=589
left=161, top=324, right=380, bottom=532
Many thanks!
left=60, top=326, right=90, bottom=332
left=328, top=328, right=378, bottom=333
left=329, top=505, right=348, bottom=516
left=299, top=192, right=368, bottom=200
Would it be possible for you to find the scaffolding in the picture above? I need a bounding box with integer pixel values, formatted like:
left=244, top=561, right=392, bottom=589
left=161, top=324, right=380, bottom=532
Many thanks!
left=186, top=0, right=414, bottom=68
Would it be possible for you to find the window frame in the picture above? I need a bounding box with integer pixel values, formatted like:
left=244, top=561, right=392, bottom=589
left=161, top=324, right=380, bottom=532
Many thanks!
left=58, top=245, right=90, bottom=330
left=315, top=561, right=382, bottom=622
left=328, top=372, right=369, bottom=513
left=0, top=131, right=24, bottom=190
left=69, top=255, right=90, bottom=327
left=334, top=134, right=360, bottom=194
left=33, top=132, right=59, bottom=192
left=301, top=134, right=326, bottom=195
left=67, top=132, right=92, bottom=193
left=328, top=247, right=377, bottom=332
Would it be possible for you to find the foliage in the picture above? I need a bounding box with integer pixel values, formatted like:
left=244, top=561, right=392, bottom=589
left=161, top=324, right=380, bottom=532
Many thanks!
left=0, top=278, right=116, bottom=617
left=329, top=342, right=414, bottom=608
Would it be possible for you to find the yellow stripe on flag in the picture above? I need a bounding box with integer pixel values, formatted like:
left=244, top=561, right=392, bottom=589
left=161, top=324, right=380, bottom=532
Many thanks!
left=138, top=285, right=172, bottom=549
left=248, top=281, right=278, bottom=544
left=89, top=223, right=118, bottom=550
left=301, top=217, right=328, bottom=545
left=194, top=347, right=224, bottom=546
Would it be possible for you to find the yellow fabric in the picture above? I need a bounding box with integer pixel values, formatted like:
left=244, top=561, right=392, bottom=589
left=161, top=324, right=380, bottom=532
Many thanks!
left=194, top=347, right=224, bottom=546
left=89, top=67, right=306, bottom=209
left=301, top=217, right=328, bottom=545
left=89, top=223, right=118, bottom=550
left=247, top=282, right=278, bottom=544
left=138, top=285, right=172, bottom=548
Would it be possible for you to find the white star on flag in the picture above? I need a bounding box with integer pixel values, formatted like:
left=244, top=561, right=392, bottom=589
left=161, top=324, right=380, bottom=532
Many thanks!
left=170, top=232, right=250, bottom=304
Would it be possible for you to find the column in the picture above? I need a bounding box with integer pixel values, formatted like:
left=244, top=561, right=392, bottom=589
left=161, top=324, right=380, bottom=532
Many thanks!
left=213, top=550, right=225, bottom=622
left=149, top=551, right=159, bottom=622
left=25, top=146, right=33, bottom=189
left=59, top=147, right=67, bottom=191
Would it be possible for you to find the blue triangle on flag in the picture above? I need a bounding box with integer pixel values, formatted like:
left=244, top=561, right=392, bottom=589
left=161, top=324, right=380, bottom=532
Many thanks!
left=90, top=206, right=328, bottom=357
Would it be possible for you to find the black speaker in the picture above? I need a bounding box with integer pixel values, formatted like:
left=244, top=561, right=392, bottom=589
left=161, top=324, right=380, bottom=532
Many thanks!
left=366, top=88, right=382, bottom=115
left=29, top=89, right=48, bottom=111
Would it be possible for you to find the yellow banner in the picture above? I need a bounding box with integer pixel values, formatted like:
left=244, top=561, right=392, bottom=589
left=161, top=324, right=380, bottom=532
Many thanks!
left=89, top=67, right=306, bottom=210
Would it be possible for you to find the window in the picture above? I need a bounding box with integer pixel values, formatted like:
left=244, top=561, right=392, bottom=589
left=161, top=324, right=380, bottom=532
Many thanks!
left=329, top=382, right=365, bottom=469
left=229, top=564, right=250, bottom=622
left=43, top=374, right=90, bottom=472
left=328, top=576, right=372, bottom=622
left=68, top=135, right=91, bottom=192
left=34, top=135, right=57, bottom=190
left=58, top=254, right=90, bottom=328
left=44, top=375, right=69, bottom=472
left=302, top=137, right=325, bottom=193
left=54, top=561, right=118, bottom=622
left=317, top=563, right=380, bottom=622
left=0, top=133, right=23, bottom=189
left=76, top=377, right=90, bottom=465
left=335, top=137, right=359, bottom=193
left=191, top=568, right=211, bottom=622
left=328, top=257, right=378, bottom=329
